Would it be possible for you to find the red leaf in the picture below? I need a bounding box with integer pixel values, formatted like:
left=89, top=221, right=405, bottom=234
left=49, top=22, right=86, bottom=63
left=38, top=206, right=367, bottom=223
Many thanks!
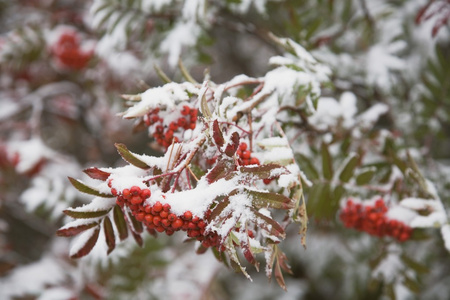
left=70, top=227, right=100, bottom=259
left=206, top=159, right=235, bottom=184
left=212, top=120, right=225, bottom=149
left=83, top=167, right=111, bottom=181
left=224, top=132, right=240, bottom=157
left=252, top=209, right=286, bottom=240
left=240, top=163, right=288, bottom=179
left=56, top=222, right=98, bottom=237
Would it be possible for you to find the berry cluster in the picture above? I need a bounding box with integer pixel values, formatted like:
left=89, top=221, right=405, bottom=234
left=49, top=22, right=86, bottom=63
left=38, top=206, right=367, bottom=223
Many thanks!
left=340, top=198, right=412, bottom=242
left=236, top=142, right=260, bottom=166
left=144, top=105, right=198, bottom=148
left=51, top=30, right=93, bottom=70
left=112, top=185, right=221, bottom=249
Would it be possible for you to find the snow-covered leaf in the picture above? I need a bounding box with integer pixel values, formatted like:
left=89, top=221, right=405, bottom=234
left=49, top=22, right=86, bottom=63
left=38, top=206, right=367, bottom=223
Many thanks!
left=70, top=226, right=100, bottom=259
left=103, top=216, right=116, bottom=255
left=115, top=143, right=151, bottom=169
left=68, top=177, right=113, bottom=198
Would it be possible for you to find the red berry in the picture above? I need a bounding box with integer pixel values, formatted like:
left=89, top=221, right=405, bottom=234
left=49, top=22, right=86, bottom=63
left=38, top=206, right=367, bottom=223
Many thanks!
left=155, top=226, right=165, bottom=233
left=160, top=211, right=169, bottom=219
left=122, top=189, right=131, bottom=200
left=163, top=203, right=171, bottom=212
left=140, top=189, right=151, bottom=199
left=250, top=157, right=260, bottom=165
left=161, top=218, right=171, bottom=228
left=168, top=213, right=177, bottom=222
left=152, top=201, right=163, bottom=213
left=239, top=143, right=247, bottom=151
left=181, top=105, right=190, bottom=116
left=241, top=151, right=251, bottom=159
left=130, top=186, right=141, bottom=195
left=183, top=211, right=193, bottom=220
left=136, top=212, right=145, bottom=222
left=131, top=195, right=143, bottom=205
left=153, top=216, right=162, bottom=226
left=111, top=188, right=118, bottom=196
left=172, top=219, right=183, bottom=229
left=145, top=214, right=153, bottom=224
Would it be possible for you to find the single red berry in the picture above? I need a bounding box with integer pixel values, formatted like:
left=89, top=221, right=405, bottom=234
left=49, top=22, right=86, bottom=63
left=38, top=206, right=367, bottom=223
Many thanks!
left=153, top=216, right=162, bottom=226
left=145, top=214, right=153, bottom=224
left=241, top=151, right=251, bottom=159
left=136, top=212, right=145, bottom=222
left=140, top=189, right=151, bottom=199
left=250, top=157, right=259, bottom=165
left=122, top=189, right=131, bottom=200
left=168, top=213, right=177, bottom=222
left=172, top=219, right=183, bottom=229
left=152, top=201, right=163, bottom=213
left=188, top=222, right=197, bottom=230
left=155, top=226, right=165, bottom=233
left=189, top=123, right=196, bottom=130
left=263, top=178, right=272, bottom=185
left=239, top=143, right=247, bottom=151
left=197, top=221, right=206, bottom=229
left=111, top=188, right=118, bottom=196
left=191, top=216, right=199, bottom=223
left=189, top=230, right=200, bottom=237
left=160, top=211, right=169, bottom=219
left=183, top=211, right=193, bottom=220
left=131, top=195, right=143, bottom=205
left=161, top=218, right=171, bottom=228
left=130, top=186, right=141, bottom=195
left=163, top=203, right=171, bottom=212
left=178, top=118, right=187, bottom=127
left=181, top=105, right=190, bottom=116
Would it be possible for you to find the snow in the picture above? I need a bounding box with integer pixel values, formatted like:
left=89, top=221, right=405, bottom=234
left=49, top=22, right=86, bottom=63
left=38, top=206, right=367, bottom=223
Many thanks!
left=160, top=20, right=201, bottom=67
left=441, top=224, right=450, bottom=252
left=69, top=226, right=99, bottom=257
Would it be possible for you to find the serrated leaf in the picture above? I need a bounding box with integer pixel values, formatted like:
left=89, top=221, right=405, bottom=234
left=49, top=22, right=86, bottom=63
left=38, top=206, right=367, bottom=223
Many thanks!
left=83, top=167, right=111, bottom=181
left=103, top=216, right=116, bottom=255
left=321, top=142, right=333, bottom=180
left=240, top=163, right=288, bottom=180
left=356, top=168, right=376, bottom=185
left=224, top=132, right=240, bottom=157
left=252, top=209, right=286, bottom=240
left=274, top=258, right=287, bottom=291
left=113, top=205, right=128, bottom=241
left=68, top=177, right=113, bottom=198
left=115, top=143, right=150, bottom=169
left=208, top=197, right=231, bottom=222
left=212, top=120, right=225, bottom=148
left=56, top=222, right=98, bottom=237
left=63, top=209, right=110, bottom=219
left=206, top=159, right=235, bottom=183
left=246, top=189, right=294, bottom=209
left=70, top=227, right=100, bottom=259
left=338, top=154, right=359, bottom=182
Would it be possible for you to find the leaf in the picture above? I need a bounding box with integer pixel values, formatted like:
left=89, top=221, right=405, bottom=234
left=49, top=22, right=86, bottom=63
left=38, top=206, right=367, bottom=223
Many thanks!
left=115, top=143, right=150, bottom=169
left=224, top=132, right=240, bottom=157
left=83, top=167, right=111, bottom=181
left=113, top=205, right=128, bottom=241
left=178, top=58, right=198, bottom=84
left=63, top=209, right=110, bottom=219
left=132, top=231, right=144, bottom=247
left=401, top=254, right=429, bottom=274
left=103, top=216, right=116, bottom=255
left=128, top=211, right=144, bottom=233
left=207, top=197, right=231, bottom=222
left=56, top=222, right=99, bottom=237
left=240, top=163, right=288, bottom=180
left=212, top=119, right=225, bottom=148
left=338, top=154, right=359, bottom=183
left=206, top=159, right=235, bottom=183
left=70, top=227, right=100, bottom=259
left=356, top=168, right=376, bottom=185
left=200, top=86, right=212, bottom=120
left=321, top=142, right=333, bottom=180
left=246, top=189, right=294, bottom=209
left=252, top=209, right=286, bottom=240
left=295, top=153, right=319, bottom=180
left=153, top=64, right=172, bottom=83
left=68, top=177, right=113, bottom=198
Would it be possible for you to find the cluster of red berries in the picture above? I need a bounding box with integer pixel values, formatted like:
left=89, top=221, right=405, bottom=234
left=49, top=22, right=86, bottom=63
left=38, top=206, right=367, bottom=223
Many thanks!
left=340, top=198, right=412, bottom=242
left=236, top=142, right=260, bottom=166
left=112, top=184, right=221, bottom=249
left=51, top=30, right=93, bottom=70
left=144, top=105, right=198, bottom=148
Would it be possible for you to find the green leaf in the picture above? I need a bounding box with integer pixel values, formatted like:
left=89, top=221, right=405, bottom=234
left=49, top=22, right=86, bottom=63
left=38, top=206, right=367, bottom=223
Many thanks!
left=115, top=143, right=150, bottom=169
left=321, top=142, right=333, bottom=180
left=113, top=205, right=128, bottom=241
left=240, top=163, right=288, bottom=180
left=356, top=168, right=376, bottom=185
left=153, top=64, right=172, bottom=83
left=70, top=227, right=101, bottom=259
left=63, top=209, right=110, bottom=219
left=56, top=222, right=99, bottom=237
left=178, top=58, right=198, bottom=84
left=338, top=154, right=359, bottom=183
left=295, top=153, right=319, bottom=180
left=401, top=254, right=429, bottom=274
left=103, top=216, right=116, bottom=255
left=68, top=177, right=113, bottom=198
left=246, top=189, right=294, bottom=209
